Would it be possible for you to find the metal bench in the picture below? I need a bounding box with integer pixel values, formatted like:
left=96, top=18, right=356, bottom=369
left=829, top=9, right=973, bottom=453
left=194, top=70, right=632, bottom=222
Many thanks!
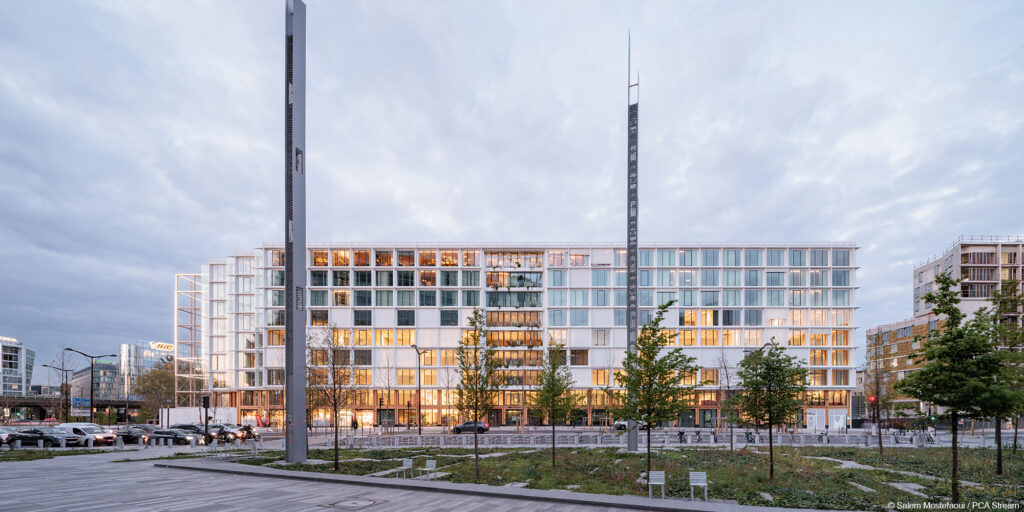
left=418, top=459, right=437, bottom=480
left=399, top=458, right=413, bottom=478
left=648, top=471, right=665, bottom=499
left=689, top=471, right=711, bottom=501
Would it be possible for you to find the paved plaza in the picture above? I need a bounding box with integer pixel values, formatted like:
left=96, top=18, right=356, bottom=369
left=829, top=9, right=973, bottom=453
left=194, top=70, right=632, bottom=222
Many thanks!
left=0, top=447, right=620, bottom=512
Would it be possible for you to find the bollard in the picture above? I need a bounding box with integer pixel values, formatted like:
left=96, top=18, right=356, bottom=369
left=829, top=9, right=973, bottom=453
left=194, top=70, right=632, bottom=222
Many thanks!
left=234, top=439, right=240, bottom=449
left=38, top=440, right=44, bottom=449
left=14, top=440, right=21, bottom=450
left=190, top=438, right=196, bottom=449
left=60, top=438, right=66, bottom=449
left=87, top=438, right=94, bottom=448
left=115, top=437, right=124, bottom=451
left=149, top=438, right=156, bottom=448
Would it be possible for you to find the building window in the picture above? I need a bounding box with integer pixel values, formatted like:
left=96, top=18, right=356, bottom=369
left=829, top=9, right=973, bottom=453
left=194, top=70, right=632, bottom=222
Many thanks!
left=331, top=250, right=349, bottom=266
left=679, top=330, right=696, bottom=346
left=420, top=370, right=437, bottom=386
left=310, top=271, right=328, bottom=286
left=700, top=291, right=719, bottom=306
left=333, top=270, right=350, bottom=286
left=700, top=330, right=718, bottom=346
left=398, top=369, right=415, bottom=386
left=419, top=290, right=436, bottom=306
left=679, top=249, right=696, bottom=266
left=375, top=250, right=393, bottom=266
left=701, top=249, right=719, bottom=267
left=722, top=290, right=740, bottom=307
left=701, top=310, right=719, bottom=326
left=420, top=270, right=436, bottom=287
left=419, top=250, right=437, bottom=266
left=744, top=310, right=762, bottom=326
left=570, top=253, right=589, bottom=266
left=702, top=369, right=719, bottom=386
left=638, top=250, right=653, bottom=266
left=832, top=330, right=849, bottom=346
left=680, top=310, right=697, bottom=326
left=310, top=310, right=328, bottom=326
left=745, top=249, right=762, bottom=266
left=722, top=309, right=741, bottom=326
left=810, top=249, right=829, bottom=267
left=639, top=290, right=653, bottom=307
left=592, top=329, right=609, bottom=346
left=657, top=249, right=675, bottom=266
left=376, top=330, right=393, bottom=346
left=353, top=250, right=370, bottom=267
left=440, top=310, right=459, bottom=326
left=440, top=290, right=458, bottom=307
left=396, top=329, right=414, bottom=346
left=463, top=250, right=479, bottom=266
left=789, top=249, right=806, bottom=266
left=270, top=250, right=285, bottom=266
left=767, top=290, right=785, bottom=306
left=396, top=310, right=415, bottom=326
left=462, top=290, right=479, bottom=307
left=354, top=290, right=371, bottom=306
left=744, top=289, right=762, bottom=306
left=832, top=370, right=849, bottom=386
left=376, top=271, right=393, bottom=286
left=440, top=250, right=459, bottom=267
left=766, top=272, right=784, bottom=286
left=832, top=290, right=851, bottom=306
left=353, top=330, right=371, bottom=346
left=592, top=370, right=609, bottom=386
left=268, top=329, right=285, bottom=346
left=614, top=309, right=626, bottom=326
left=268, top=310, right=284, bottom=326
left=788, top=330, right=806, bottom=346
left=310, top=290, right=328, bottom=307
left=353, top=271, right=371, bottom=287
left=549, top=290, right=566, bottom=307
left=397, top=250, right=415, bottom=266
left=592, top=289, right=609, bottom=307
left=701, top=269, right=718, bottom=287
left=833, top=349, right=849, bottom=366
left=680, top=289, right=695, bottom=306
left=570, top=349, right=588, bottom=366
left=440, top=271, right=458, bottom=287
left=744, top=330, right=762, bottom=346
left=354, top=310, right=371, bottom=326
left=549, top=309, right=567, bottom=326
left=810, top=350, right=827, bottom=366
left=789, top=290, right=805, bottom=307
left=332, top=329, right=350, bottom=346
left=809, top=370, right=827, bottom=386
left=462, top=270, right=479, bottom=286
left=376, top=290, right=393, bottom=306
left=832, top=250, right=851, bottom=266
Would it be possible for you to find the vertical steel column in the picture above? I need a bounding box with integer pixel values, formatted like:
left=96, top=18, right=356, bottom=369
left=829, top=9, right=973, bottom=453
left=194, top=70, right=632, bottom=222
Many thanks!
left=625, top=36, right=639, bottom=452
left=284, top=0, right=307, bottom=464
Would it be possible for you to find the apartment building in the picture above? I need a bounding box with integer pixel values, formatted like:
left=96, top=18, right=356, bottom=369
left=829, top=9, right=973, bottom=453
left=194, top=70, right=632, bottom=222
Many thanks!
left=183, top=243, right=858, bottom=431
left=913, top=235, right=1024, bottom=318
left=864, top=314, right=943, bottom=414
left=0, top=336, right=34, bottom=397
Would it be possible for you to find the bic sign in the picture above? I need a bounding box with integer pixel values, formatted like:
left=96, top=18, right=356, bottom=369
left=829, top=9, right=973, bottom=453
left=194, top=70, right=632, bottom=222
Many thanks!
left=149, top=342, right=174, bottom=352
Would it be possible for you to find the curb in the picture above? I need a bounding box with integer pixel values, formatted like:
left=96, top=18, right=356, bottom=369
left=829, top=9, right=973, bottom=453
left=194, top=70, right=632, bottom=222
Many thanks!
left=153, top=459, right=862, bottom=512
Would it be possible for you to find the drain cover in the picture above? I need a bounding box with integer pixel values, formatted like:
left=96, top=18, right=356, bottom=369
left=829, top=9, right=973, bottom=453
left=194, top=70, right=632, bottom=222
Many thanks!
left=320, top=498, right=385, bottom=510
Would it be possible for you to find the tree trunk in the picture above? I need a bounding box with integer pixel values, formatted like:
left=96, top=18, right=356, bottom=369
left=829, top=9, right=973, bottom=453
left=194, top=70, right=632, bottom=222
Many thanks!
left=1013, top=416, right=1019, bottom=455
left=951, top=411, right=959, bottom=503
left=768, top=421, right=775, bottom=480
left=333, top=405, right=340, bottom=471
left=876, top=403, right=883, bottom=457
left=551, top=415, right=556, bottom=468
left=646, top=423, right=652, bottom=474
left=473, top=412, right=480, bottom=483
left=995, top=416, right=1003, bottom=475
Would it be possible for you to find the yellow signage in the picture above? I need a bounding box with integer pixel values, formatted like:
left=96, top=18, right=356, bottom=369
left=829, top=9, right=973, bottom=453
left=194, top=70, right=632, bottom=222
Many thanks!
left=149, top=342, right=174, bottom=352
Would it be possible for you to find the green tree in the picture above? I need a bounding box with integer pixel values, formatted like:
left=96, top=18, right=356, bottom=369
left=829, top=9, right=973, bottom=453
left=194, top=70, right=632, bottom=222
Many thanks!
left=134, top=357, right=174, bottom=427
left=897, top=273, right=1004, bottom=501
left=979, top=280, right=1024, bottom=474
left=456, top=308, right=504, bottom=482
left=728, top=341, right=807, bottom=480
left=606, top=302, right=699, bottom=473
left=530, top=344, right=579, bottom=468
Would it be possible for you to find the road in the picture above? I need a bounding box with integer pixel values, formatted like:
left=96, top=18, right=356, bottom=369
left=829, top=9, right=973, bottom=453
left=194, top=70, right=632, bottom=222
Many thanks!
left=0, top=447, right=612, bottom=511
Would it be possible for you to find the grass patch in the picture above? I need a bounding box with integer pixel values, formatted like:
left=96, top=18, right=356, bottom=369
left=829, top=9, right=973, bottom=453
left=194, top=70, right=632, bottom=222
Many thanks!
left=0, top=448, right=107, bottom=462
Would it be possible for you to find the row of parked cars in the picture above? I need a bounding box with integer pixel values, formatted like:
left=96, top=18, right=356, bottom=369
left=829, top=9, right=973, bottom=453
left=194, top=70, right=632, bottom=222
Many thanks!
left=0, top=422, right=260, bottom=448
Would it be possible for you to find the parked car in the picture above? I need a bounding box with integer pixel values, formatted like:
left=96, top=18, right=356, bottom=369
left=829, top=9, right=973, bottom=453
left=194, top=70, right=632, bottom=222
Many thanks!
left=130, top=424, right=158, bottom=433
left=148, top=430, right=199, bottom=446
left=0, top=426, right=19, bottom=445
left=7, top=427, right=81, bottom=447
left=113, top=427, right=150, bottom=444
left=452, top=421, right=489, bottom=434
left=59, top=423, right=117, bottom=446
left=613, top=420, right=651, bottom=430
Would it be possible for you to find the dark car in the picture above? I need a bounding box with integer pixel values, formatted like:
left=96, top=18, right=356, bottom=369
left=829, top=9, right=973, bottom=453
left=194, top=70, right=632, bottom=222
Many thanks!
left=148, top=430, right=199, bottom=446
left=7, top=427, right=81, bottom=447
left=114, top=427, right=150, bottom=444
left=452, top=421, right=489, bottom=434
left=130, top=424, right=158, bottom=433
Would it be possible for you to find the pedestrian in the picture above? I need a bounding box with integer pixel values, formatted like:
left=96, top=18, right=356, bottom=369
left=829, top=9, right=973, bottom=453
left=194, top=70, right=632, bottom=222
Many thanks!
left=351, top=417, right=358, bottom=432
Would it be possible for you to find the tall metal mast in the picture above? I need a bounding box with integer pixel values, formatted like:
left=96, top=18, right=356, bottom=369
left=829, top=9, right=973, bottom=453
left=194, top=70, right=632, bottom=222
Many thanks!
left=625, top=33, right=639, bottom=452
left=284, top=0, right=307, bottom=464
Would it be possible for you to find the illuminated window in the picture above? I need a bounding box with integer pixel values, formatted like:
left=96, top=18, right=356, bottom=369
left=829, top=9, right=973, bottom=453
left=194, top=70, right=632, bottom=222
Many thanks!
left=832, top=349, right=849, bottom=366
left=832, top=310, right=850, bottom=326
left=722, top=329, right=739, bottom=346
left=398, top=369, right=415, bottom=386
left=570, top=349, right=588, bottom=365
left=832, top=330, right=849, bottom=346
left=375, top=250, right=393, bottom=266
left=311, top=310, right=328, bottom=326
left=679, top=369, right=697, bottom=386
left=396, top=250, right=415, bottom=266
left=548, top=251, right=566, bottom=267
left=333, top=270, right=350, bottom=286
left=353, top=330, right=371, bottom=346
left=702, top=369, right=719, bottom=386
left=440, top=251, right=459, bottom=266
left=808, top=369, right=827, bottom=386
left=463, top=250, right=479, bottom=266
left=788, top=330, right=806, bottom=346
left=420, top=270, right=436, bottom=287
left=570, top=253, right=589, bottom=266
left=680, top=310, right=697, bottom=326
left=375, top=330, right=393, bottom=346
left=810, top=333, right=828, bottom=346
left=268, top=329, right=285, bottom=346
left=332, top=329, right=350, bottom=346
left=354, top=369, right=371, bottom=386
left=419, top=250, right=437, bottom=266
left=701, top=330, right=718, bottom=346
left=810, top=350, right=827, bottom=366
left=680, top=330, right=696, bottom=346
left=440, top=349, right=457, bottom=366
left=832, top=370, right=849, bottom=386
left=271, top=249, right=285, bottom=266
left=700, top=310, right=718, bottom=326
left=420, top=370, right=437, bottom=385
left=659, top=330, right=677, bottom=346
left=592, top=370, right=609, bottom=386
left=789, top=310, right=806, bottom=326
left=330, top=250, right=349, bottom=266
left=311, top=250, right=328, bottom=266
left=352, top=250, right=370, bottom=266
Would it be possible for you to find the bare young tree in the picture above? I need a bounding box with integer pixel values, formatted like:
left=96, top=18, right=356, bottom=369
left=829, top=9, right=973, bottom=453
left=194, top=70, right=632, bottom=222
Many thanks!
left=864, top=356, right=897, bottom=456
left=376, top=348, right=396, bottom=436
left=717, top=348, right=736, bottom=452
left=307, top=326, right=356, bottom=470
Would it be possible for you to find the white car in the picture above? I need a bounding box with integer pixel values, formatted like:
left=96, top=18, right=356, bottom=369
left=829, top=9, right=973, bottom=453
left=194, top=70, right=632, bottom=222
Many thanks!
left=613, top=420, right=650, bottom=430
left=58, top=423, right=117, bottom=446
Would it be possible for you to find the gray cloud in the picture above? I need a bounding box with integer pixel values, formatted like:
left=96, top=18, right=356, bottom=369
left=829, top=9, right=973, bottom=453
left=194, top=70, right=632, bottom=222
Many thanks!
left=1, top=0, right=1022, bottom=381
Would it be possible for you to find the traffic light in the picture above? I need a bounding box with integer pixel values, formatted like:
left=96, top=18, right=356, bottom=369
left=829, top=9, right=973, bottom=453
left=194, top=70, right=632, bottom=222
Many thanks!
left=379, top=398, right=384, bottom=407
left=868, top=395, right=876, bottom=403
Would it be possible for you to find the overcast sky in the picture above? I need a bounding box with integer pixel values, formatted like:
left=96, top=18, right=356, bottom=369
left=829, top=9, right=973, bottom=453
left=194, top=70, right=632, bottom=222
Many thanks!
left=2, top=1, right=1022, bottom=384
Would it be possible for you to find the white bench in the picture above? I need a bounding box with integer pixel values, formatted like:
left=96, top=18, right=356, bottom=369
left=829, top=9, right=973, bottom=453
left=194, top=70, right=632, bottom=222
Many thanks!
left=418, top=459, right=437, bottom=480
left=648, top=471, right=665, bottom=499
left=399, top=458, right=412, bottom=478
left=689, top=471, right=711, bottom=501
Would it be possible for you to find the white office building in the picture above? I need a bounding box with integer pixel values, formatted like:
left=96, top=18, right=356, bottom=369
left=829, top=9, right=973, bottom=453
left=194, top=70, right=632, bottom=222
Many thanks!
left=0, top=336, right=35, bottom=398
left=179, top=243, right=858, bottom=431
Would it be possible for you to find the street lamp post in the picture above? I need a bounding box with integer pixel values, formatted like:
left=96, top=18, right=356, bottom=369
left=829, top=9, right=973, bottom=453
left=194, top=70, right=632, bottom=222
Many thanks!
left=42, top=364, right=73, bottom=422
left=410, top=344, right=425, bottom=436
left=64, top=348, right=117, bottom=424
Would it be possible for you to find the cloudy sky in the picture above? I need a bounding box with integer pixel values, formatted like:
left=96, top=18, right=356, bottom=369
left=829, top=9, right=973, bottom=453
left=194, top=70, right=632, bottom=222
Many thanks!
left=1, top=1, right=1022, bottom=383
